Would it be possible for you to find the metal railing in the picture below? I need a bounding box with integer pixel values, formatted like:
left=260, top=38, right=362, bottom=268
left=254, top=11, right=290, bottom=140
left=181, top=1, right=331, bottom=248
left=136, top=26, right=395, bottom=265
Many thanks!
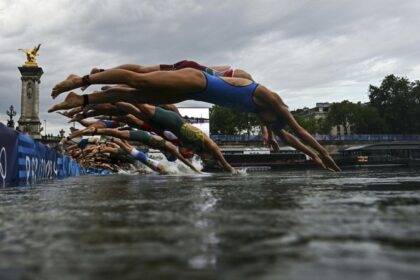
left=313, top=134, right=420, bottom=141
left=210, top=134, right=420, bottom=142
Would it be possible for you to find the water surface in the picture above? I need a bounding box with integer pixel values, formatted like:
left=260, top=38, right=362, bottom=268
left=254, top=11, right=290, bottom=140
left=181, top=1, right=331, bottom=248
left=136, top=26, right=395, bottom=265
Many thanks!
left=1, top=168, right=420, bottom=280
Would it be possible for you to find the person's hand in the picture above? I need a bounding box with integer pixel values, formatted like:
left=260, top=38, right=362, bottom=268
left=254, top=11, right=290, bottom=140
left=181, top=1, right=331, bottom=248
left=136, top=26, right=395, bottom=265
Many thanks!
left=320, top=153, right=341, bottom=172
left=268, top=138, right=280, bottom=152
left=262, top=134, right=269, bottom=146
left=230, top=168, right=239, bottom=175
left=313, top=155, right=335, bottom=172
left=57, top=111, right=70, bottom=118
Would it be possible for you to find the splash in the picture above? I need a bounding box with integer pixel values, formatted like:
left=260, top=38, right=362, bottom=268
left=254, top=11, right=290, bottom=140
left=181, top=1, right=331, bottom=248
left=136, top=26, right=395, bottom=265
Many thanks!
left=154, top=154, right=205, bottom=175
left=237, top=168, right=249, bottom=176
left=116, top=163, right=155, bottom=175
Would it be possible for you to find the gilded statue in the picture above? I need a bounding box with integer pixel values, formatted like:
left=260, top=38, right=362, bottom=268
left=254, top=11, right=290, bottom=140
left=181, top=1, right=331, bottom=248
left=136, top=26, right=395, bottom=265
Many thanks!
left=18, top=44, right=41, bottom=66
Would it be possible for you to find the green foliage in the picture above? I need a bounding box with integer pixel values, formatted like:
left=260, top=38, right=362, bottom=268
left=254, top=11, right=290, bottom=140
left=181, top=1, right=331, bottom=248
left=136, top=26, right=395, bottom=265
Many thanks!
left=352, top=104, right=386, bottom=133
left=325, top=100, right=355, bottom=132
left=209, top=74, right=420, bottom=136
left=369, top=75, right=420, bottom=133
left=293, top=114, right=327, bottom=134
left=325, top=101, right=386, bottom=134
left=209, top=106, right=260, bottom=135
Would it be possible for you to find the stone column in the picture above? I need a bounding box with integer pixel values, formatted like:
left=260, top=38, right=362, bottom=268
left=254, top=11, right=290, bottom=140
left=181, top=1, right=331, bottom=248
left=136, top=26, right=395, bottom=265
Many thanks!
left=17, top=66, right=44, bottom=140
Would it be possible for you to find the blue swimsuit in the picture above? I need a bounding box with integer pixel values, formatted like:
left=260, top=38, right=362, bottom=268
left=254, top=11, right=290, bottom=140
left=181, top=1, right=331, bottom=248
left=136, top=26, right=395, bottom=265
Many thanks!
left=191, top=71, right=258, bottom=112
left=100, top=120, right=121, bottom=128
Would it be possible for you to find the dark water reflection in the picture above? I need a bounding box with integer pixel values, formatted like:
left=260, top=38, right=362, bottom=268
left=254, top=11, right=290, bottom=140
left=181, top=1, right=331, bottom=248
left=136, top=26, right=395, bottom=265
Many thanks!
left=1, top=168, right=420, bottom=280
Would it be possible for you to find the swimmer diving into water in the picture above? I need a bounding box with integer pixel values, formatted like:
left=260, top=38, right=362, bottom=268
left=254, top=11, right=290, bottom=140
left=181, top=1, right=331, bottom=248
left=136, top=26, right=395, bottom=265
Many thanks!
left=49, top=63, right=340, bottom=172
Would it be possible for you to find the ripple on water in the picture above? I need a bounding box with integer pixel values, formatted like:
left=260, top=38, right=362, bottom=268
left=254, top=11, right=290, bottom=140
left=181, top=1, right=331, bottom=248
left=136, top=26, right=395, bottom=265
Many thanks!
left=1, top=167, right=420, bottom=279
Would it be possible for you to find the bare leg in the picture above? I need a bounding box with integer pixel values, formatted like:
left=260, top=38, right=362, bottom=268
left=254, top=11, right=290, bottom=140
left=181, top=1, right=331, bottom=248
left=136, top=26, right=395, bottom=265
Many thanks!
left=60, top=122, right=105, bottom=146
left=90, top=128, right=130, bottom=140
left=48, top=88, right=143, bottom=113
left=82, top=64, right=160, bottom=91
left=114, top=102, right=154, bottom=121
left=51, top=68, right=205, bottom=98
left=91, top=64, right=161, bottom=74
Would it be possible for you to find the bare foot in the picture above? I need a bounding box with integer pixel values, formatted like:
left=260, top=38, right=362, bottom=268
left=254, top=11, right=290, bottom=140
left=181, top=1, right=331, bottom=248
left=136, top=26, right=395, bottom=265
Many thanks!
left=101, top=85, right=130, bottom=91
left=90, top=68, right=102, bottom=75
left=68, top=113, right=84, bottom=123
left=51, top=74, right=82, bottom=99
left=67, top=106, right=84, bottom=117
left=57, top=111, right=70, bottom=118
left=48, top=92, right=83, bottom=113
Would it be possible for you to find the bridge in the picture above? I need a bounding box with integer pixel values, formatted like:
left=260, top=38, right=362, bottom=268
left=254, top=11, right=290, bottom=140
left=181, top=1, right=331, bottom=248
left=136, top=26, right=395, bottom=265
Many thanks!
left=210, top=134, right=420, bottom=153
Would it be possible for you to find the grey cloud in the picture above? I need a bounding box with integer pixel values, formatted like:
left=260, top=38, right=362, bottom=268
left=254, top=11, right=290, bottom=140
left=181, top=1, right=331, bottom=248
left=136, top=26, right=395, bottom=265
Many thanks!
left=1, top=0, right=420, bottom=133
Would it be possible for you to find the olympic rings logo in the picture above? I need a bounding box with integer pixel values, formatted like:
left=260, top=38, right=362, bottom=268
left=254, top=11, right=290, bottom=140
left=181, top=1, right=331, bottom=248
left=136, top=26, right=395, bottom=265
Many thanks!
left=0, top=147, right=7, bottom=187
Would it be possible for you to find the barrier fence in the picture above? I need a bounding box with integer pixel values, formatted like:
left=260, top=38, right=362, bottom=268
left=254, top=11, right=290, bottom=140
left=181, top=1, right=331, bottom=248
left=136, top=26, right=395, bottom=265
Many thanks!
left=1, top=123, right=84, bottom=187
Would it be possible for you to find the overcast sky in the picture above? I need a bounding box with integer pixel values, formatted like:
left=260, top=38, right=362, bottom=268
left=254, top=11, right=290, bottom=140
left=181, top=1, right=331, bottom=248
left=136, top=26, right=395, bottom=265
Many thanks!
left=1, top=0, right=420, bottom=134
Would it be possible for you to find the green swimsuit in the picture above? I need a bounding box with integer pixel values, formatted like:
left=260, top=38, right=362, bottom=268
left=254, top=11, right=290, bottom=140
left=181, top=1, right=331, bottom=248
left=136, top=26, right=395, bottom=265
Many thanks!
left=129, top=130, right=166, bottom=149
left=150, top=107, right=205, bottom=152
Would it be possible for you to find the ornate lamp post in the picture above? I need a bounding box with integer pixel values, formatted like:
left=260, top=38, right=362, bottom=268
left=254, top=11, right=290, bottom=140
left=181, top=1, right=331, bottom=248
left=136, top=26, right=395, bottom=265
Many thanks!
left=6, top=105, right=17, bottom=128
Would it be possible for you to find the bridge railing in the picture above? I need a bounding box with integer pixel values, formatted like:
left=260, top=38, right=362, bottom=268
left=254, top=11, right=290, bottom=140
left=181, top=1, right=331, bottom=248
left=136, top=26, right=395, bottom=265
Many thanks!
left=210, top=134, right=420, bottom=142
left=313, top=134, right=420, bottom=141
left=211, top=134, right=263, bottom=142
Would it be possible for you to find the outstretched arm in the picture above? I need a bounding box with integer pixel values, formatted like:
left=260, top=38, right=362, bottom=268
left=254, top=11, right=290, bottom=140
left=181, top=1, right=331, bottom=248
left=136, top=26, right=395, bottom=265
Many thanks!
left=278, top=130, right=333, bottom=171
left=163, top=141, right=200, bottom=173
left=64, top=118, right=103, bottom=146
left=113, top=139, right=167, bottom=174
left=204, top=138, right=238, bottom=174
left=71, top=117, right=96, bottom=127
left=274, top=104, right=341, bottom=172
left=260, top=122, right=280, bottom=152
left=83, top=127, right=130, bottom=140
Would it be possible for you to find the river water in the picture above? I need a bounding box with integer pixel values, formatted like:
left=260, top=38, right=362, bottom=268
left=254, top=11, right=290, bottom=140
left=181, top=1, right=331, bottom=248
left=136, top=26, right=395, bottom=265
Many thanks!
left=1, top=167, right=420, bottom=280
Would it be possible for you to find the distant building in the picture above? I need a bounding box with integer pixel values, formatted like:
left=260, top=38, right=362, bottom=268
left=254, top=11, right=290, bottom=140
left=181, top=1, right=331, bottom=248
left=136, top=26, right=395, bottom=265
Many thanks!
left=178, top=107, right=210, bottom=136
left=294, top=102, right=350, bottom=135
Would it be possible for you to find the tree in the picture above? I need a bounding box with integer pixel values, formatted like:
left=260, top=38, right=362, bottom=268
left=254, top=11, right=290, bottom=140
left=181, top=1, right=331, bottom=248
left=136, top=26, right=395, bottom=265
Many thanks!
left=352, top=103, right=386, bottom=133
left=293, top=114, right=328, bottom=134
left=324, top=101, right=386, bottom=134
left=324, top=100, right=355, bottom=133
left=209, top=106, right=260, bottom=135
left=369, top=75, right=420, bottom=133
